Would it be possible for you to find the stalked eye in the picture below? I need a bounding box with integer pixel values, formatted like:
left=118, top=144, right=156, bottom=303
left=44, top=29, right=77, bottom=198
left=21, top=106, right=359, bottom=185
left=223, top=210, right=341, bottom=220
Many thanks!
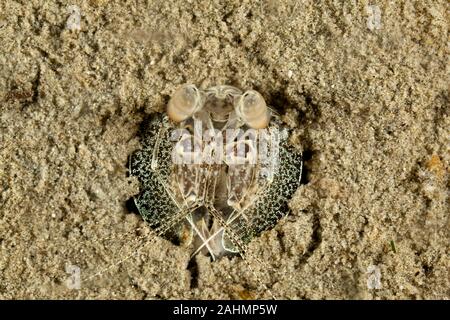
left=235, top=90, right=271, bottom=129
left=167, top=84, right=203, bottom=122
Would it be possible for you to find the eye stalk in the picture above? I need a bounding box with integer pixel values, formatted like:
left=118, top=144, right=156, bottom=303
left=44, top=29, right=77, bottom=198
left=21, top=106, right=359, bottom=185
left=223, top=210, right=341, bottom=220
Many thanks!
left=167, top=84, right=203, bottom=122
left=235, top=90, right=271, bottom=129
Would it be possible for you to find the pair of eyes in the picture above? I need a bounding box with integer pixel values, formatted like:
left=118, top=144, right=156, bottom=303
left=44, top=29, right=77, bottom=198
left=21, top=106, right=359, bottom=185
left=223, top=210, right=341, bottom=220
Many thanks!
left=167, top=84, right=271, bottom=129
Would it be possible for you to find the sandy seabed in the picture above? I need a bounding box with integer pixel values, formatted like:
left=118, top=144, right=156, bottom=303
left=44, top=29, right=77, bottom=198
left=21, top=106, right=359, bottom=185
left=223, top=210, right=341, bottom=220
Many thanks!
left=0, top=0, right=448, bottom=299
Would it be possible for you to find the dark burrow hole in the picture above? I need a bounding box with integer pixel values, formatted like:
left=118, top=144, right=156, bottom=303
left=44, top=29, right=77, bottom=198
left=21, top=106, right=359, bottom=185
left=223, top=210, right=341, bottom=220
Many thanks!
left=125, top=197, right=139, bottom=215
left=300, top=149, right=313, bottom=185
left=265, top=90, right=290, bottom=115
left=125, top=154, right=140, bottom=215
left=187, top=258, right=199, bottom=289
left=422, top=264, right=433, bottom=277
left=125, top=154, right=132, bottom=178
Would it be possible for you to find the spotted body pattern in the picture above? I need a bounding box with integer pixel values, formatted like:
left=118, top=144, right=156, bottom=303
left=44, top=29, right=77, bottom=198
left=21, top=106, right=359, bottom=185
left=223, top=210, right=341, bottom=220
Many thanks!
left=130, top=85, right=302, bottom=261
